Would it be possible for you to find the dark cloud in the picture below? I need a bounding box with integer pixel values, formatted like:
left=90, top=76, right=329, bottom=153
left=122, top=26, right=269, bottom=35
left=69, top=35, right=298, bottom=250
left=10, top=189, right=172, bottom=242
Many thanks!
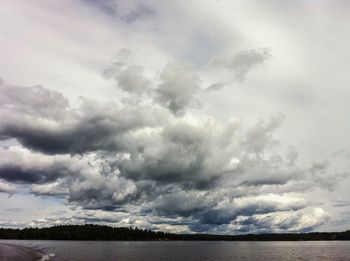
left=0, top=79, right=343, bottom=233
left=117, top=120, right=223, bottom=187
left=147, top=190, right=212, bottom=217
left=0, top=82, right=163, bottom=154
left=0, top=147, right=77, bottom=184
left=2, top=0, right=350, bottom=235
left=68, top=173, right=137, bottom=210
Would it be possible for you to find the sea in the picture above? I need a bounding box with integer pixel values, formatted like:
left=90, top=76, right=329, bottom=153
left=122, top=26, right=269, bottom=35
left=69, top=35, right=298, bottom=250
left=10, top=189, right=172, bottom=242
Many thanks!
left=1, top=240, right=350, bottom=261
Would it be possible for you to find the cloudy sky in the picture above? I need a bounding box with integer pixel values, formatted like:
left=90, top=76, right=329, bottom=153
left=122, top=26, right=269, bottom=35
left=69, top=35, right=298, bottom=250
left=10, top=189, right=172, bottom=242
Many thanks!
left=0, top=0, right=350, bottom=234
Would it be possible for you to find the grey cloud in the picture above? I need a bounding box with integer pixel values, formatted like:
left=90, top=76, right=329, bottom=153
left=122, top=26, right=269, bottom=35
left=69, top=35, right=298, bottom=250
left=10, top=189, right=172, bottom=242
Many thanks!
left=31, top=182, right=69, bottom=196
left=117, top=119, right=240, bottom=188
left=207, top=48, right=272, bottom=91
left=117, top=65, right=151, bottom=94
left=5, top=208, right=22, bottom=213
left=142, top=189, right=309, bottom=228
left=234, top=156, right=304, bottom=187
left=206, top=82, right=227, bottom=91
left=310, top=160, right=329, bottom=174
left=104, top=49, right=151, bottom=96
left=73, top=210, right=128, bottom=224
left=0, top=83, right=69, bottom=120
left=105, top=47, right=271, bottom=115
left=104, top=49, right=201, bottom=114
left=83, top=0, right=154, bottom=23
left=308, top=160, right=349, bottom=191
left=0, top=147, right=79, bottom=184
left=0, top=82, right=341, bottom=199
left=332, top=199, right=350, bottom=208
left=286, top=146, right=299, bottom=166
left=68, top=173, right=137, bottom=210
left=0, top=219, right=27, bottom=229
left=332, top=149, right=350, bottom=159
left=244, top=114, right=284, bottom=154
left=212, top=48, right=271, bottom=81
left=155, top=63, right=200, bottom=114
left=0, top=82, right=163, bottom=154
left=1, top=0, right=350, bottom=235
left=147, top=190, right=212, bottom=217
left=18, top=210, right=133, bottom=228
left=0, top=180, right=15, bottom=194
left=0, top=146, right=139, bottom=210
left=199, top=195, right=306, bottom=225
left=236, top=208, right=330, bottom=233
left=229, top=48, right=271, bottom=80
left=0, top=79, right=343, bottom=233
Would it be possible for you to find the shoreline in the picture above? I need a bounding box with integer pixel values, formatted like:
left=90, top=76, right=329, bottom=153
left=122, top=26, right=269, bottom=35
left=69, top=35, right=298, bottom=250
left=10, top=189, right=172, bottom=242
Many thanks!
left=1, top=238, right=350, bottom=242
left=1, top=225, right=349, bottom=241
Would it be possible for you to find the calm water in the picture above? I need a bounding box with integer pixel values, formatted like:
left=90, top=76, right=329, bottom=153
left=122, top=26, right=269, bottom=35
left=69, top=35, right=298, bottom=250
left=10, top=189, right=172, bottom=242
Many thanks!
left=1, top=240, right=350, bottom=261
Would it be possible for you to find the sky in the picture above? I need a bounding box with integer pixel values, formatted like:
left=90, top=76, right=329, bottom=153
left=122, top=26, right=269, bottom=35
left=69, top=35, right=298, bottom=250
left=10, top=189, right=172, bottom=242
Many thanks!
left=0, top=0, right=350, bottom=234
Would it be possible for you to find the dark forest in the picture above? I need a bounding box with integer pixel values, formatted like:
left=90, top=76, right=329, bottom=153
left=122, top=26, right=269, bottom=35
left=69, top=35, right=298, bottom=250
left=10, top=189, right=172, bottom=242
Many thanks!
left=1, top=225, right=350, bottom=241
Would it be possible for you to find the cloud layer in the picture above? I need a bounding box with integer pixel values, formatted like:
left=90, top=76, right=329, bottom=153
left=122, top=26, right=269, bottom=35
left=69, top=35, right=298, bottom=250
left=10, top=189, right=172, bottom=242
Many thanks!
left=1, top=0, right=350, bottom=234
left=0, top=75, right=346, bottom=233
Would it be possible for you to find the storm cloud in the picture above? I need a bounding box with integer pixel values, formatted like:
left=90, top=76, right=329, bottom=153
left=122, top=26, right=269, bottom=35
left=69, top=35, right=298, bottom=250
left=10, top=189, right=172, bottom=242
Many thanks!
left=1, top=0, right=350, bottom=234
left=0, top=69, right=346, bottom=233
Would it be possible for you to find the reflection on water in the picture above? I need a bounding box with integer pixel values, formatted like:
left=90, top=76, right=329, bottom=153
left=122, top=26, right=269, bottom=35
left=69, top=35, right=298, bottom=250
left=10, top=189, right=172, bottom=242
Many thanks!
left=1, top=240, right=350, bottom=261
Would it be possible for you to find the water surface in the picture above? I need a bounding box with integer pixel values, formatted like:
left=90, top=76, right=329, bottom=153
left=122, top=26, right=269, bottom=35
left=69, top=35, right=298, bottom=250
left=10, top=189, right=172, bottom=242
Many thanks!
left=1, top=240, right=350, bottom=261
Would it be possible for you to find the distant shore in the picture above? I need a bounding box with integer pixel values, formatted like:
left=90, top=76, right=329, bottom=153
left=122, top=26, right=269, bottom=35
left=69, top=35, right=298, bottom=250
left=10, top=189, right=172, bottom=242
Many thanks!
left=1, top=224, right=350, bottom=241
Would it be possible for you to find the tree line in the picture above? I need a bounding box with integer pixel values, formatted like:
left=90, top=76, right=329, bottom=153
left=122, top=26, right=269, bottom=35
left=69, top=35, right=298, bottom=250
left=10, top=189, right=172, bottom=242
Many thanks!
left=0, top=224, right=349, bottom=241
